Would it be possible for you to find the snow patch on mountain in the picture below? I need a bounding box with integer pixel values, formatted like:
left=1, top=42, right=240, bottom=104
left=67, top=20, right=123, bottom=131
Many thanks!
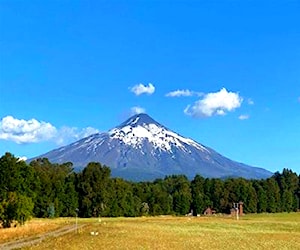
left=109, top=121, right=208, bottom=153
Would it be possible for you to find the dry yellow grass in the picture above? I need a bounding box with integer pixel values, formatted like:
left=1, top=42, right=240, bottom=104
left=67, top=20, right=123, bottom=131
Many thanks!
left=20, top=213, right=300, bottom=250
left=0, top=218, right=74, bottom=244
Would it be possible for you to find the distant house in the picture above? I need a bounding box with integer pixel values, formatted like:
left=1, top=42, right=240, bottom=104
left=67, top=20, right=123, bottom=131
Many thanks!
left=203, top=207, right=216, bottom=215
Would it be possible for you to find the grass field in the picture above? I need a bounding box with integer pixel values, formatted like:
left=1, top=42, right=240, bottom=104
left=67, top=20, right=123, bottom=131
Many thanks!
left=1, top=213, right=300, bottom=249
left=0, top=218, right=71, bottom=244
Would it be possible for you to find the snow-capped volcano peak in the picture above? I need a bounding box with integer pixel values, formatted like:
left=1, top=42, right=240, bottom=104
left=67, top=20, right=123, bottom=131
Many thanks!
left=32, top=113, right=272, bottom=181
left=118, top=113, right=162, bottom=128
left=109, top=113, right=207, bottom=152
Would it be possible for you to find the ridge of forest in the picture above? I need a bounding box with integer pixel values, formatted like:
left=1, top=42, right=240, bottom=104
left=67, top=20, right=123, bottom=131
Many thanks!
left=0, top=152, right=299, bottom=228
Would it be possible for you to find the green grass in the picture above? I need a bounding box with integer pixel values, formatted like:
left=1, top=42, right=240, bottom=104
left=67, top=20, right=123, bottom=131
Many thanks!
left=18, top=213, right=300, bottom=249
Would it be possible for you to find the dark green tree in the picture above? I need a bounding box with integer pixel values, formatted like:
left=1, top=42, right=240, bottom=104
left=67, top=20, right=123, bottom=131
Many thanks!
left=274, top=169, right=299, bottom=212
left=210, top=178, right=225, bottom=212
left=252, top=180, right=267, bottom=213
left=60, top=173, right=78, bottom=217
left=245, top=182, right=257, bottom=213
left=0, top=153, right=35, bottom=227
left=191, top=175, right=206, bottom=215
left=265, top=177, right=281, bottom=212
left=0, top=192, right=34, bottom=228
left=165, top=175, right=192, bottom=215
left=30, top=158, right=76, bottom=217
left=107, top=178, right=140, bottom=217
left=77, top=162, right=111, bottom=217
left=148, top=179, right=173, bottom=215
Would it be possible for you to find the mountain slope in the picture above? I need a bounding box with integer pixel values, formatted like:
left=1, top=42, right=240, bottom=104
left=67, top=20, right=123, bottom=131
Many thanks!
left=32, top=113, right=272, bottom=181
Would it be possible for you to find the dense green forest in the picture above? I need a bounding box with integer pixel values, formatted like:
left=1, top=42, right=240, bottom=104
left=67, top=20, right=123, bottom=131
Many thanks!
left=0, top=152, right=299, bottom=228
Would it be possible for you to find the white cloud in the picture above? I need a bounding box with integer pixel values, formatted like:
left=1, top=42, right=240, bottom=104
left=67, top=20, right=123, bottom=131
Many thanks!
left=216, top=110, right=226, bottom=116
left=239, top=114, right=250, bottom=120
left=55, top=126, right=100, bottom=145
left=247, top=98, right=254, bottom=105
left=0, top=116, right=99, bottom=145
left=184, top=88, right=243, bottom=117
left=165, top=89, right=203, bottom=97
left=130, top=106, right=146, bottom=115
left=0, top=116, right=57, bottom=143
left=130, top=83, right=155, bottom=95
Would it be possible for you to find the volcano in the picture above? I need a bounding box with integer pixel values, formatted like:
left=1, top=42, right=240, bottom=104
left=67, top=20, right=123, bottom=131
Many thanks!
left=31, top=113, right=272, bottom=181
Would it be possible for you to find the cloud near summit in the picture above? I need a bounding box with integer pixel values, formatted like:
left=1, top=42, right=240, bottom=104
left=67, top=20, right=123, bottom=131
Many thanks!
left=184, top=88, right=243, bottom=117
left=130, top=106, right=146, bottom=115
left=130, top=83, right=155, bottom=96
left=165, top=89, right=203, bottom=97
left=0, top=116, right=99, bottom=145
left=239, top=114, right=250, bottom=120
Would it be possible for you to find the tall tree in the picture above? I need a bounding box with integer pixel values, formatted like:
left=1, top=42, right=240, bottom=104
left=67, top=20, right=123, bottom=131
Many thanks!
left=77, top=162, right=111, bottom=217
left=274, top=169, right=299, bottom=212
left=265, top=177, right=281, bottom=213
left=61, top=172, right=78, bottom=217
left=107, top=178, right=141, bottom=217
left=191, top=175, right=206, bottom=215
left=30, top=158, right=76, bottom=217
left=210, top=178, right=225, bottom=212
left=0, top=153, right=35, bottom=227
left=245, top=182, right=257, bottom=213
left=252, top=180, right=267, bottom=213
left=147, top=179, right=173, bottom=215
left=165, top=175, right=192, bottom=215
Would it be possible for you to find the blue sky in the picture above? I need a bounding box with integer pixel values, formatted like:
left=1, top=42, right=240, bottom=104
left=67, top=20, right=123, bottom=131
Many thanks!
left=0, top=0, right=299, bottom=174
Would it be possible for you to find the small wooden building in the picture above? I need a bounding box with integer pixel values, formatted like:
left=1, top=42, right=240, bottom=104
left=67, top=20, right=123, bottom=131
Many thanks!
left=204, top=207, right=216, bottom=215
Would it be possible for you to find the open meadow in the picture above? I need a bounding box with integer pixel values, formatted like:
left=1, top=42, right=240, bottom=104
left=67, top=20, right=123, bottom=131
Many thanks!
left=1, top=213, right=300, bottom=250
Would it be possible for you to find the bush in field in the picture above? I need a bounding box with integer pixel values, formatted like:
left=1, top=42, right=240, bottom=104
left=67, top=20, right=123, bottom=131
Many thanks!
left=0, top=192, right=34, bottom=227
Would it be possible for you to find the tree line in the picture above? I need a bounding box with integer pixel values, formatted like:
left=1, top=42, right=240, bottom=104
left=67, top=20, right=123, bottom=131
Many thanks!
left=0, top=152, right=299, bottom=228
